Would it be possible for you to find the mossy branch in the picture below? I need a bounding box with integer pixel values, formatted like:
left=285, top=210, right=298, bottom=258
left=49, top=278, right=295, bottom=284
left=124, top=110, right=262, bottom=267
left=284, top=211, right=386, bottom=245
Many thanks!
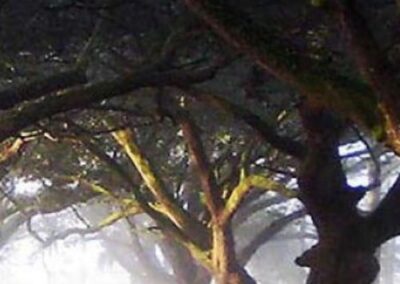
left=221, top=172, right=296, bottom=224
left=111, top=128, right=209, bottom=242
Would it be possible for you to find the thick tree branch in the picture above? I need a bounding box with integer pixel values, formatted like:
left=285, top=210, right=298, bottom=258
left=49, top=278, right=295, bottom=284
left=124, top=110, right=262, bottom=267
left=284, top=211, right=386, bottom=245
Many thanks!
left=182, top=0, right=383, bottom=138
left=333, top=0, right=400, bottom=153
left=333, top=0, right=400, bottom=247
left=221, top=174, right=296, bottom=224
left=0, top=62, right=222, bottom=143
left=75, top=133, right=211, bottom=253
left=0, top=68, right=87, bottom=110
left=111, top=127, right=206, bottom=237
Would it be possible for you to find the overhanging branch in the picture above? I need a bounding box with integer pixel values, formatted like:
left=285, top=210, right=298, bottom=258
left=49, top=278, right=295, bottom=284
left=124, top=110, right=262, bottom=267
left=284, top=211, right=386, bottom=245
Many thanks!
left=182, top=0, right=383, bottom=139
left=178, top=112, right=222, bottom=219
left=332, top=0, right=400, bottom=153
left=0, top=68, right=87, bottom=110
left=0, top=62, right=223, bottom=143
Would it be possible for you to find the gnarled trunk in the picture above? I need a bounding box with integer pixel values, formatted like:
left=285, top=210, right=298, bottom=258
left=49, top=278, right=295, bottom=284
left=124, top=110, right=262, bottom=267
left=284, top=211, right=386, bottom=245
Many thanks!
left=297, top=103, right=380, bottom=284
left=297, top=237, right=379, bottom=284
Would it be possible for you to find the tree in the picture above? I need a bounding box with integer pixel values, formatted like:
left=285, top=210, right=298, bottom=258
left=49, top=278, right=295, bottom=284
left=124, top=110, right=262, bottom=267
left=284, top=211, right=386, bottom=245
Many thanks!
left=1, top=0, right=400, bottom=283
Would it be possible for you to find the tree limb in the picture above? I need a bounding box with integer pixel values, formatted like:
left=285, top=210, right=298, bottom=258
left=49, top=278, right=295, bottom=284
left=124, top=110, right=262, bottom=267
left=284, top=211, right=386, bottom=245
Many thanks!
left=0, top=68, right=87, bottom=110
left=177, top=112, right=222, bottom=219
left=221, top=174, right=296, bottom=224
left=332, top=0, right=400, bottom=153
left=111, top=127, right=206, bottom=237
left=0, top=62, right=223, bottom=143
left=182, top=0, right=384, bottom=139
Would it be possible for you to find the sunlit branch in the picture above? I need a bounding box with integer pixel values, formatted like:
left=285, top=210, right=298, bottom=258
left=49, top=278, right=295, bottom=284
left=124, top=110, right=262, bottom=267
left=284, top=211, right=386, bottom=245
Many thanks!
left=39, top=208, right=135, bottom=248
left=81, top=179, right=144, bottom=225
left=0, top=138, right=25, bottom=164
left=221, top=173, right=297, bottom=224
left=111, top=128, right=203, bottom=231
left=74, top=134, right=211, bottom=257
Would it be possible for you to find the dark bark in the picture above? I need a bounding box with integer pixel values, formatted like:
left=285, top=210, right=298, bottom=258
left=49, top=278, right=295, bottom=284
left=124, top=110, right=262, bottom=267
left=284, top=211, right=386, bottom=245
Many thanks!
left=0, top=68, right=87, bottom=110
left=0, top=61, right=222, bottom=144
left=297, top=242, right=379, bottom=284
left=296, top=102, right=380, bottom=284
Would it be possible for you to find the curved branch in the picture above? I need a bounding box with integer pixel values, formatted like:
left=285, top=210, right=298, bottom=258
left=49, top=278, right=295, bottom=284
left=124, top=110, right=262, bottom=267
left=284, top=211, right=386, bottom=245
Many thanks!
left=76, top=133, right=211, bottom=253
left=0, top=68, right=87, bottom=110
left=111, top=127, right=205, bottom=236
left=0, top=62, right=223, bottom=143
left=221, top=174, right=296, bottom=224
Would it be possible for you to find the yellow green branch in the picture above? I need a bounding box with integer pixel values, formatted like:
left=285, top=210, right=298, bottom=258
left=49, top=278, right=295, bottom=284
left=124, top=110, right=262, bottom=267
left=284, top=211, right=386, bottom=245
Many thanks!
left=221, top=172, right=296, bottom=224
left=111, top=127, right=209, bottom=245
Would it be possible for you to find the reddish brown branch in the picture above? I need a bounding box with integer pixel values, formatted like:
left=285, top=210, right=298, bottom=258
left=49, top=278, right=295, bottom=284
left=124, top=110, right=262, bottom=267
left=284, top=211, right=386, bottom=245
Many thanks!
left=178, top=113, right=222, bottom=218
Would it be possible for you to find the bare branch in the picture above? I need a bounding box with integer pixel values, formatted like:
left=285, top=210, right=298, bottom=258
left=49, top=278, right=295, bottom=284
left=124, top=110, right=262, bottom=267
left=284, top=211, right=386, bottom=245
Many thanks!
left=221, top=174, right=296, bottom=223
left=177, top=112, right=222, bottom=219
left=0, top=68, right=87, bottom=110
left=332, top=0, right=400, bottom=152
left=111, top=127, right=204, bottom=234
left=0, top=61, right=224, bottom=143
left=75, top=132, right=211, bottom=253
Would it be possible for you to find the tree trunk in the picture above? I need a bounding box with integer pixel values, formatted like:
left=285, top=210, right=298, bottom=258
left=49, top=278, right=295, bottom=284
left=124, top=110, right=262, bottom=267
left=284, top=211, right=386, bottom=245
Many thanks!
left=296, top=103, right=380, bottom=284
left=212, top=223, right=256, bottom=284
left=297, top=240, right=379, bottom=284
